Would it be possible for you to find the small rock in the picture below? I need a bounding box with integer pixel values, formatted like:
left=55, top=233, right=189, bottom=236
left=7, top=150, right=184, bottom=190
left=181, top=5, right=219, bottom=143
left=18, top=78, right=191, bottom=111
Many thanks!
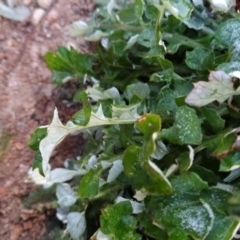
left=23, top=0, right=32, bottom=5
left=10, top=225, right=23, bottom=240
left=37, top=0, right=52, bottom=9
left=31, top=8, right=46, bottom=25
left=15, top=142, right=24, bottom=150
left=47, top=9, right=58, bottom=22
left=0, top=186, right=7, bottom=196
left=23, top=221, right=33, bottom=230
left=21, top=209, right=36, bottom=221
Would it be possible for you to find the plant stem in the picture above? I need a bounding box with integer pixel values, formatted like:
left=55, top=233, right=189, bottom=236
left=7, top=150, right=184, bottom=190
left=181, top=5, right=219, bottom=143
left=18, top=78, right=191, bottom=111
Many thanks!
left=162, top=32, right=204, bottom=48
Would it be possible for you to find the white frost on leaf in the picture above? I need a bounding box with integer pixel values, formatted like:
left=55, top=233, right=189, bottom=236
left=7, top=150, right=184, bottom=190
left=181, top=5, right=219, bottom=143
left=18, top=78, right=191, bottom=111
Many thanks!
left=50, top=168, right=86, bottom=183
left=229, top=71, right=240, bottom=79
left=67, top=212, right=86, bottom=240
left=112, top=104, right=140, bottom=120
left=101, top=38, right=109, bottom=50
left=86, top=84, right=120, bottom=102
left=86, top=155, right=98, bottom=170
left=35, top=106, right=139, bottom=184
left=215, top=183, right=236, bottom=193
left=107, top=0, right=115, bottom=15
left=134, top=189, right=148, bottom=201
left=28, top=167, right=86, bottom=187
left=56, top=183, right=77, bottom=208
left=96, top=229, right=112, bottom=240
left=158, top=39, right=167, bottom=51
left=107, top=160, right=124, bottom=182
left=70, top=20, right=90, bottom=37
left=56, top=208, right=68, bottom=224
left=84, top=30, right=108, bottom=41
left=200, top=200, right=215, bottom=237
left=157, top=0, right=193, bottom=21
left=0, top=2, right=30, bottom=21
left=124, top=34, right=139, bottom=51
left=101, top=160, right=113, bottom=170
left=165, top=164, right=179, bottom=178
left=99, top=178, right=107, bottom=187
left=185, top=70, right=240, bottom=107
left=115, top=196, right=145, bottom=214
left=209, top=0, right=235, bottom=12
left=151, top=140, right=169, bottom=160
left=28, top=167, right=50, bottom=186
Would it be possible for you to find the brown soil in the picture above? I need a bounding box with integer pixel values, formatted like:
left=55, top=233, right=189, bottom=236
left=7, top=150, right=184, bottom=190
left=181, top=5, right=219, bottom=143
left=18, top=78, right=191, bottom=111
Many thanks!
left=0, top=1, right=94, bottom=239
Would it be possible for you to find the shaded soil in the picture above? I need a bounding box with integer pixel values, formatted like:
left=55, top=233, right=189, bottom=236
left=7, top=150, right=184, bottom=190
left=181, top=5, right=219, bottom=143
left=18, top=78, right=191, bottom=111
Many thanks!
left=0, top=1, right=93, bottom=239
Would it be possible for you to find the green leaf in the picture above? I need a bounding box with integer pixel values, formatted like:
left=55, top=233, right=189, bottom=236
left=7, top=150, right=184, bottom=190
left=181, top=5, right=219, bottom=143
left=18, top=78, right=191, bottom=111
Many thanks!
left=100, top=201, right=141, bottom=240
left=123, top=114, right=172, bottom=194
left=119, top=124, right=133, bottom=148
left=44, top=47, right=93, bottom=84
left=200, top=188, right=232, bottom=211
left=178, top=146, right=194, bottom=172
left=159, top=0, right=193, bottom=21
left=161, top=106, right=202, bottom=145
left=215, top=19, right=240, bottom=47
left=162, top=202, right=214, bottom=239
left=169, top=228, right=189, bottom=240
left=144, top=160, right=172, bottom=194
left=78, top=168, right=102, bottom=198
left=72, top=91, right=91, bottom=125
left=184, top=12, right=204, bottom=30
left=44, top=48, right=73, bottom=72
left=150, top=58, right=173, bottom=83
left=205, top=209, right=240, bottom=240
left=202, top=130, right=236, bottom=155
left=117, top=5, right=139, bottom=25
left=217, top=61, right=240, bottom=73
left=185, top=47, right=215, bottom=71
left=28, top=127, right=47, bottom=151
left=200, top=107, right=225, bottom=132
left=123, top=145, right=140, bottom=178
left=190, top=165, right=219, bottom=185
left=138, top=28, right=156, bottom=48
left=157, top=82, right=192, bottom=112
left=136, top=114, right=161, bottom=136
left=134, top=0, right=144, bottom=22
left=170, top=172, right=208, bottom=194
left=211, top=133, right=236, bottom=159
left=125, top=82, right=150, bottom=101
left=139, top=212, right=168, bottom=239
left=32, top=152, right=44, bottom=176
left=220, top=151, right=240, bottom=172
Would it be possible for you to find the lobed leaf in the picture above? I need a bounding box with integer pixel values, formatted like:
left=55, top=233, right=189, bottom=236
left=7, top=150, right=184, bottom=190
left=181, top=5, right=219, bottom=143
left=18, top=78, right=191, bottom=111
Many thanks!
left=185, top=71, right=240, bottom=107
left=161, top=106, right=202, bottom=145
left=100, top=201, right=141, bottom=240
left=67, top=212, right=86, bottom=240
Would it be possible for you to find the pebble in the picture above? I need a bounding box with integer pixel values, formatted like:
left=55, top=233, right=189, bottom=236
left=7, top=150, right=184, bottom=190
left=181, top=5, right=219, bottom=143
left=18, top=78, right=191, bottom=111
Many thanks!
left=0, top=186, right=7, bottom=197
left=47, top=9, right=58, bottom=22
left=15, top=142, right=24, bottom=150
left=23, top=0, right=32, bottom=5
left=23, top=221, right=33, bottom=230
left=10, top=225, right=23, bottom=240
left=31, top=8, right=46, bottom=25
left=37, top=0, right=52, bottom=9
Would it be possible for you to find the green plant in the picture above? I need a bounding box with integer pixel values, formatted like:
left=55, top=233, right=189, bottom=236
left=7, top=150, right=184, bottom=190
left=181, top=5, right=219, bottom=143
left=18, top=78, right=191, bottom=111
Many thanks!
left=29, top=0, right=240, bottom=239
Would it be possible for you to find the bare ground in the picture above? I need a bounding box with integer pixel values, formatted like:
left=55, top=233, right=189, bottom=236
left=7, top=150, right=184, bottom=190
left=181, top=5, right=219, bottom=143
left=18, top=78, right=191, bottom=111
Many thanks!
left=0, top=1, right=93, bottom=239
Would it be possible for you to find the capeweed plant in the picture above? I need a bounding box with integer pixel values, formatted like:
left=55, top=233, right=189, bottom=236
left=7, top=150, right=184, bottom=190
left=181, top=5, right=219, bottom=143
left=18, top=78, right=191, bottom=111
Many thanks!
left=28, top=0, right=240, bottom=239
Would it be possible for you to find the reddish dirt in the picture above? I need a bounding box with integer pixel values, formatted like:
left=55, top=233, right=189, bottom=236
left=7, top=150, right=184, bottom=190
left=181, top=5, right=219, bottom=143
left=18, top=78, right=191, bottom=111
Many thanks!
left=0, top=1, right=94, bottom=239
